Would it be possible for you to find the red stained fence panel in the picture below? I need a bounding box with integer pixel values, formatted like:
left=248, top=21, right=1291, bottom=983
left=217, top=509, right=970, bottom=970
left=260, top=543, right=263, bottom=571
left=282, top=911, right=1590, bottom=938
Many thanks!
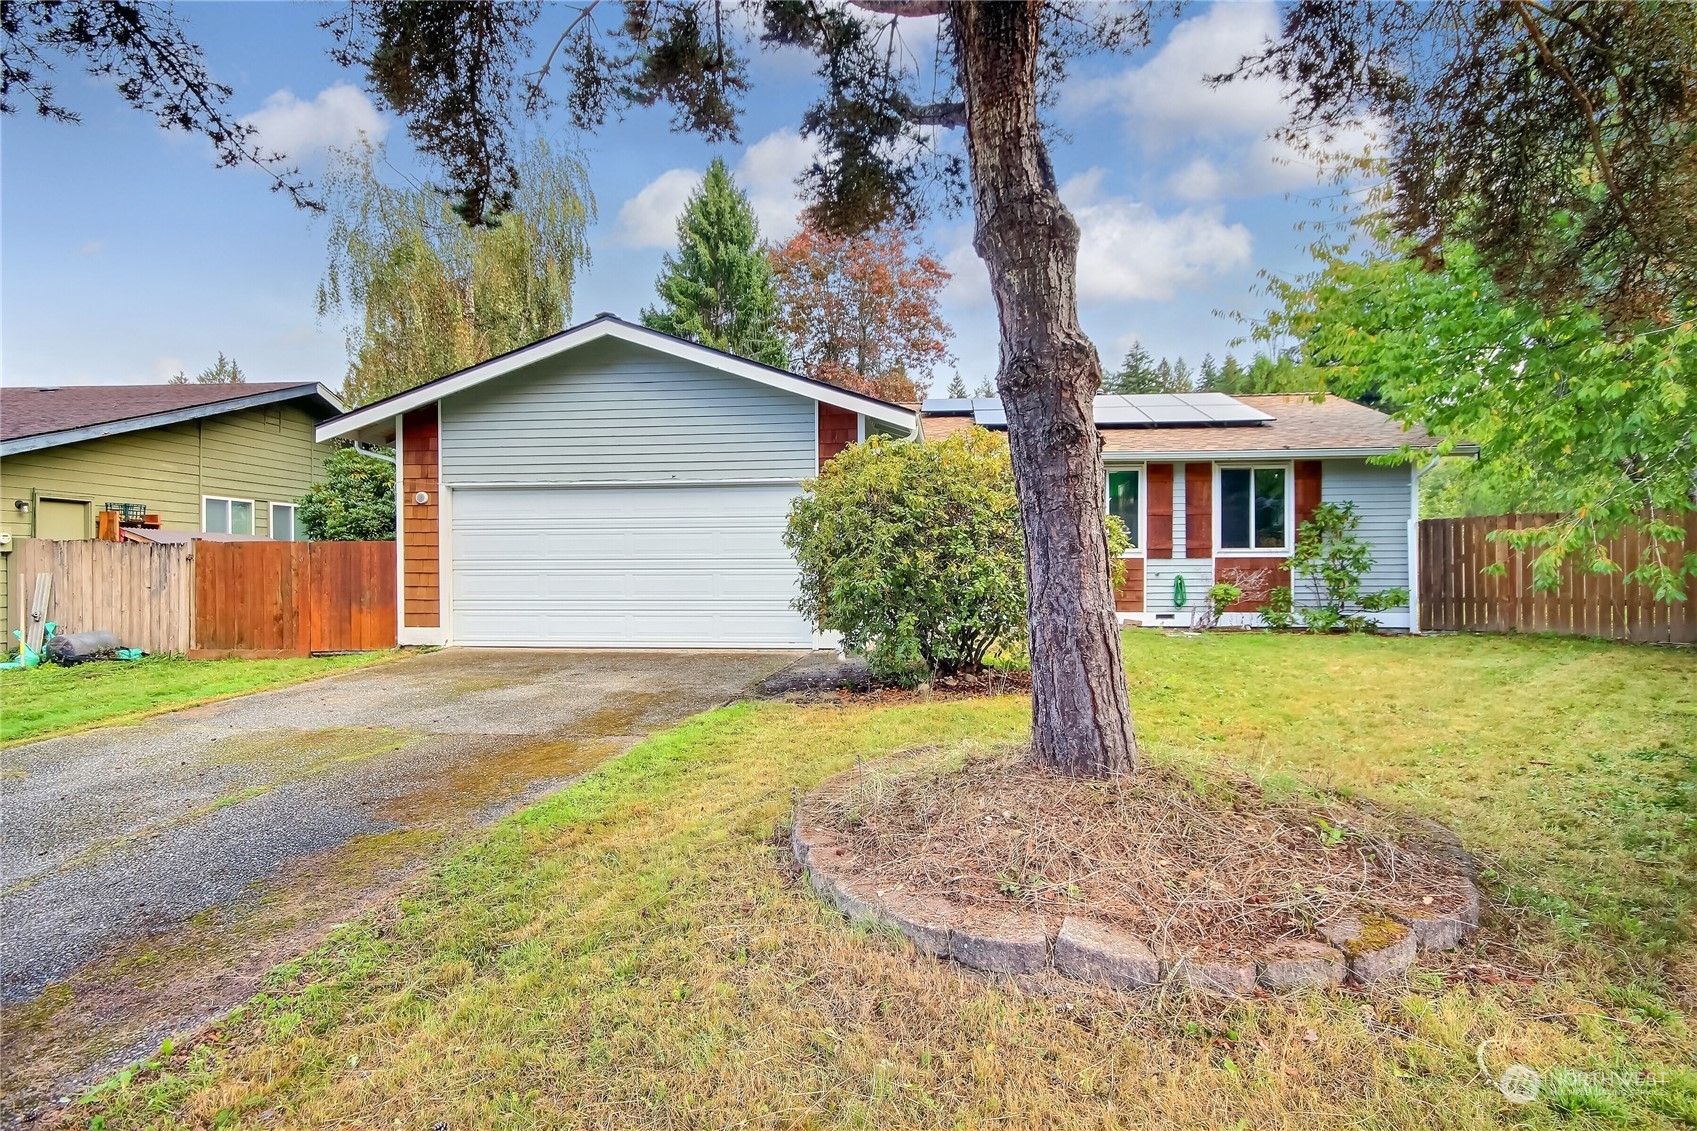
left=192, top=540, right=395, bottom=658
left=1418, top=512, right=1696, bottom=643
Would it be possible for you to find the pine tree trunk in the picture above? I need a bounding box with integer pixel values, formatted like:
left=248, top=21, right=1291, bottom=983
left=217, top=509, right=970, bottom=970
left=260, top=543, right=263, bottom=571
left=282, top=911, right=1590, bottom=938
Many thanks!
left=949, top=1, right=1138, bottom=777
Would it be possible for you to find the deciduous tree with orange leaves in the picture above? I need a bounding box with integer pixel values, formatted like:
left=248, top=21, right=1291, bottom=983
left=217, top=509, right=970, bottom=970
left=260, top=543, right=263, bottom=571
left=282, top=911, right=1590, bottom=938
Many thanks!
left=770, top=223, right=953, bottom=403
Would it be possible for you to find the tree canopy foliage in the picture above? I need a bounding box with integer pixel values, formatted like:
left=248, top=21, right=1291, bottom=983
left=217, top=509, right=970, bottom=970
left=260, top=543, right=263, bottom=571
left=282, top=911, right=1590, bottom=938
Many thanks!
left=770, top=222, right=952, bottom=400
left=1266, top=236, right=1696, bottom=597
left=641, top=157, right=788, bottom=368
left=298, top=446, right=395, bottom=541
left=1245, top=0, right=1697, bottom=327
left=316, top=138, right=594, bottom=406
left=1, top=0, right=316, bottom=208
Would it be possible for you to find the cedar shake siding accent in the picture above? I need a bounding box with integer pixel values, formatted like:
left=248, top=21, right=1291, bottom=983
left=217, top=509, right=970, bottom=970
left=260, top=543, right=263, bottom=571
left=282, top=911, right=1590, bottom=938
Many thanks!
left=1295, top=460, right=1323, bottom=530
left=1145, top=463, right=1174, bottom=557
left=818, top=403, right=858, bottom=469
left=1184, top=462, right=1213, bottom=558
left=1218, top=557, right=1291, bottom=612
left=1114, top=558, right=1146, bottom=613
left=402, top=407, right=440, bottom=627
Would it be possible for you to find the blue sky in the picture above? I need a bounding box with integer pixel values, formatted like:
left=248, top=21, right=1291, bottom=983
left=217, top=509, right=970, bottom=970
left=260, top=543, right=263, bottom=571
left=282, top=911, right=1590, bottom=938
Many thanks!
left=1, top=1, right=1366, bottom=392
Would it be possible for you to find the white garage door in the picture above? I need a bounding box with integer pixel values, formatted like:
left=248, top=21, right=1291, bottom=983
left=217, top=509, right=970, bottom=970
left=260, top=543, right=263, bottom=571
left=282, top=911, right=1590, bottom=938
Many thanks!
left=449, top=484, right=813, bottom=648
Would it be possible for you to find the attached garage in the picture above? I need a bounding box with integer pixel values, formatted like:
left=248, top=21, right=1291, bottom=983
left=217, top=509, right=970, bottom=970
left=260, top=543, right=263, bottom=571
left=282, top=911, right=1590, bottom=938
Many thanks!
left=449, top=484, right=812, bottom=648
left=316, top=314, right=916, bottom=650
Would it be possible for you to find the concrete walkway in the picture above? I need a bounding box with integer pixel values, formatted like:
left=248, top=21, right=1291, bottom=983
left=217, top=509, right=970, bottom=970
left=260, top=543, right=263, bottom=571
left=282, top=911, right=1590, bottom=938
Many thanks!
left=0, top=647, right=797, bottom=1115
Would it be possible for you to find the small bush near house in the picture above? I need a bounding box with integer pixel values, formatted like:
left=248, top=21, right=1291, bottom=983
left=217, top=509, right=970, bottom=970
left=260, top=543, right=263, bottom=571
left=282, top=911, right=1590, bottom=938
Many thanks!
left=298, top=447, right=396, bottom=541
left=1192, top=582, right=1242, bottom=630
left=785, top=427, right=1128, bottom=686
left=1260, top=501, right=1408, bottom=632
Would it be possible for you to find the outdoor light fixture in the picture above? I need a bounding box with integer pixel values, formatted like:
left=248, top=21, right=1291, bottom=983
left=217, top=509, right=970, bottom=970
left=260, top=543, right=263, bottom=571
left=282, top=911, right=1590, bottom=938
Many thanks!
left=13, top=500, right=29, bottom=513
left=414, top=491, right=430, bottom=505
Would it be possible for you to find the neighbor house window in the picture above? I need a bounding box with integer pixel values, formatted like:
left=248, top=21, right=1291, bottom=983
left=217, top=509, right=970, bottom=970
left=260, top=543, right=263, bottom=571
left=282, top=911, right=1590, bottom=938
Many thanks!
left=270, top=503, right=297, bottom=541
left=203, top=496, right=254, bottom=535
left=1219, top=467, right=1287, bottom=550
left=1106, top=468, right=1141, bottom=550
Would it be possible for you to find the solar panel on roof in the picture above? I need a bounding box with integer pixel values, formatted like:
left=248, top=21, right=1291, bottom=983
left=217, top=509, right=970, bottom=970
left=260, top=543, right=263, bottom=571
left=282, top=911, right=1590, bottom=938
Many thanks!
left=919, top=397, right=976, bottom=414
left=924, top=390, right=1273, bottom=428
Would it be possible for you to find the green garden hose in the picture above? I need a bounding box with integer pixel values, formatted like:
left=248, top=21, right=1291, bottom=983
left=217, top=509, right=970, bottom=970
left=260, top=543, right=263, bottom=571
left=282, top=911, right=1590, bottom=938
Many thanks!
left=1172, top=575, right=1187, bottom=608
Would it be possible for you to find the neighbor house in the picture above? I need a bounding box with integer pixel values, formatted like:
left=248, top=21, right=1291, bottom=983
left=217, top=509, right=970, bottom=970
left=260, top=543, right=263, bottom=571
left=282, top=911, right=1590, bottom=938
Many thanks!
left=1, top=382, right=345, bottom=632
left=921, top=392, right=1452, bottom=630
left=316, top=314, right=915, bottom=649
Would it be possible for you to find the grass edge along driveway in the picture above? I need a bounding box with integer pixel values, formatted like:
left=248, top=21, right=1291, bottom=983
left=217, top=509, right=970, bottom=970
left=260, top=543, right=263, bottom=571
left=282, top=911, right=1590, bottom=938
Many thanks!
left=0, top=651, right=402, bottom=746
left=65, top=633, right=1697, bottom=1129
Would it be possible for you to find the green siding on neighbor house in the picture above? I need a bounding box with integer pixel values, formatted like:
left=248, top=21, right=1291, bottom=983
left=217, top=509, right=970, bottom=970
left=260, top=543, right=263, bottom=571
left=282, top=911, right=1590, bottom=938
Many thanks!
left=0, top=403, right=329, bottom=639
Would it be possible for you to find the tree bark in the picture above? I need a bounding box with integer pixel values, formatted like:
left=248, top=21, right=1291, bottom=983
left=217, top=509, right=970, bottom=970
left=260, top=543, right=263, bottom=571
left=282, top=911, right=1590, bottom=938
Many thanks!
left=948, top=1, right=1137, bottom=777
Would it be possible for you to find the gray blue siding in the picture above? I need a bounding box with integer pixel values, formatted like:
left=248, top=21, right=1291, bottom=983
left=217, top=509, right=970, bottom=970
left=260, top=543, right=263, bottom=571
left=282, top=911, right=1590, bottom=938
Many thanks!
left=1314, top=458, right=1412, bottom=595
left=438, top=338, right=816, bottom=485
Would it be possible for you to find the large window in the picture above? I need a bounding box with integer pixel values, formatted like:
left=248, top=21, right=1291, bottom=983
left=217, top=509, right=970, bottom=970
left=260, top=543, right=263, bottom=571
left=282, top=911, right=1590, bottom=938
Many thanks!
left=1219, top=467, right=1287, bottom=550
left=204, top=496, right=254, bottom=536
left=270, top=502, right=297, bottom=541
left=1106, top=468, right=1140, bottom=550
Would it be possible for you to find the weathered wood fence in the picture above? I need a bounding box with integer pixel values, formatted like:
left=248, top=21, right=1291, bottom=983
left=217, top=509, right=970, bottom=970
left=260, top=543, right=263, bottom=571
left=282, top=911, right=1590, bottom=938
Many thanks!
left=7, top=538, right=396, bottom=658
left=1418, top=513, right=1697, bottom=643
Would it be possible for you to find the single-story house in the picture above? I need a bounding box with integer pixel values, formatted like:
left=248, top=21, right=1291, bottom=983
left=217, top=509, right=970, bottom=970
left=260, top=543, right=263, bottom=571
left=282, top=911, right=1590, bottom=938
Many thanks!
left=1, top=381, right=344, bottom=631
left=315, top=313, right=1450, bottom=647
left=317, top=314, right=915, bottom=649
left=921, top=391, right=1452, bottom=630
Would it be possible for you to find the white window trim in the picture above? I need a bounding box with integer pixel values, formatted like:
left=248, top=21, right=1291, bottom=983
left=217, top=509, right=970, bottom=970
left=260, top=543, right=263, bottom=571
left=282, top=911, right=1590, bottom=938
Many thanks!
left=1104, top=461, right=1147, bottom=558
left=202, top=495, right=256, bottom=536
left=1212, top=461, right=1295, bottom=557
left=269, top=502, right=298, bottom=541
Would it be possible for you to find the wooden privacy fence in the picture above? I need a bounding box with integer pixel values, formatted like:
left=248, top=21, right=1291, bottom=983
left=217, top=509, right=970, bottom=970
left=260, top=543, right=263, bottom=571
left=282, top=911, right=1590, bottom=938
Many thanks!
left=7, top=538, right=396, bottom=658
left=1418, top=512, right=1697, bottom=643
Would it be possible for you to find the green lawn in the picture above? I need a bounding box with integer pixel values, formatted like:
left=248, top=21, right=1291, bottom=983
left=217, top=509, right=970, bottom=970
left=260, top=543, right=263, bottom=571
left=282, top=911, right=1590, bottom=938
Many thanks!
left=64, top=633, right=1697, bottom=1129
left=0, top=652, right=399, bottom=745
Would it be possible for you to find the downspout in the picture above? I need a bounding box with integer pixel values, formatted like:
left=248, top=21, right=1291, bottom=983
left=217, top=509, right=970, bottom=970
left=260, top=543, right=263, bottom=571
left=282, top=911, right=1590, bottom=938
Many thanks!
left=1408, top=454, right=1441, bottom=634
left=354, top=441, right=395, bottom=464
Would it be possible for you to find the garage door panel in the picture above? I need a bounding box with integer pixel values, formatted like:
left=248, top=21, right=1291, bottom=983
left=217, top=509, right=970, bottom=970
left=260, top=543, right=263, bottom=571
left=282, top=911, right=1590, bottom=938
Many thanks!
left=450, top=485, right=811, bottom=647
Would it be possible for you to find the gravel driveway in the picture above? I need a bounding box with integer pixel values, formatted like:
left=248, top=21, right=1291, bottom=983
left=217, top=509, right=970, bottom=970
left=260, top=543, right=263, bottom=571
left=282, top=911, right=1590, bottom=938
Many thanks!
left=0, top=647, right=797, bottom=1116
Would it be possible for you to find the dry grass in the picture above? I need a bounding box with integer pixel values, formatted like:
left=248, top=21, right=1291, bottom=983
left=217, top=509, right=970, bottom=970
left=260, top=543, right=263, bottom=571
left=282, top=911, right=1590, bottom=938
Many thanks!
left=815, top=747, right=1473, bottom=957
left=53, top=632, right=1697, bottom=1130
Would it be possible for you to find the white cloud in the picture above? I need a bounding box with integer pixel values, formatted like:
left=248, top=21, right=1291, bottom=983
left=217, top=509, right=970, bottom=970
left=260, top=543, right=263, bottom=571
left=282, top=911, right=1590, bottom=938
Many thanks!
left=242, top=84, right=387, bottom=159
left=941, top=239, right=991, bottom=308
left=75, top=240, right=104, bottom=256
left=614, top=128, right=821, bottom=248
left=1074, top=2, right=1283, bottom=147
left=736, top=129, right=819, bottom=241
left=1064, top=169, right=1252, bottom=301
left=614, top=168, right=699, bottom=248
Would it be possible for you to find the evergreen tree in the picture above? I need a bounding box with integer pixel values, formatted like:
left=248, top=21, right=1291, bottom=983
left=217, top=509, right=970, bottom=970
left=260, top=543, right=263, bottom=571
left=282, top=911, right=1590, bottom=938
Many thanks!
left=1210, top=355, right=1246, bottom=391
left=168, top=352, right=246, bottom=384
left=1199, top=353, right=1217, bottom=388
left=946, top=374, right=969, bottom=398
left=1171, top=358, right=1193, bottom=391
left=1101, top=342, right=1154, bottom=394
left=642, top=158, right=788, bottom=369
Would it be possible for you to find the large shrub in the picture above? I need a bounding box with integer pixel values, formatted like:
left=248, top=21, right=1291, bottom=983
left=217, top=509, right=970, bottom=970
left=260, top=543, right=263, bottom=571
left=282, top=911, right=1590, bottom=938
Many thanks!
left=1260, top=501, right=1408, bottom=632
left=298, top=447, right=396, bottom=541
left=786, top=427, right=1127, bottom=685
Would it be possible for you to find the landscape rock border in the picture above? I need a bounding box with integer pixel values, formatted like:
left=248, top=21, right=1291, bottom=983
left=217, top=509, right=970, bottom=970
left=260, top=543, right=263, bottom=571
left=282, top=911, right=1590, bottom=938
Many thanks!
left=793, top=803, right=1480, bottom=996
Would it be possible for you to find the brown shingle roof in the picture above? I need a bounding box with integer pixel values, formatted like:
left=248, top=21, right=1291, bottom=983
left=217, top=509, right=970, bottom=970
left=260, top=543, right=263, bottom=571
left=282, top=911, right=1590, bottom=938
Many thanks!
left=1, top=382, right=341, bottom=448
left=920, top=394, right=1444, bottom=456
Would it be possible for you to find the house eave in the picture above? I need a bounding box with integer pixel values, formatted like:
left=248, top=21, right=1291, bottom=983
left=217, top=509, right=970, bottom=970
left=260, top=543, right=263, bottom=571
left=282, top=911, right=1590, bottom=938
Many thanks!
left=0, top=384, right=345, bottom=458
